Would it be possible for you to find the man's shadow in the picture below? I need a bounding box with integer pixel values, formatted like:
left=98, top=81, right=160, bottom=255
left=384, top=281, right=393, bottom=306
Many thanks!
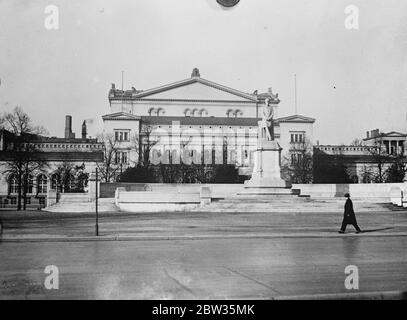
left=360, top=227, right=394, bottom=233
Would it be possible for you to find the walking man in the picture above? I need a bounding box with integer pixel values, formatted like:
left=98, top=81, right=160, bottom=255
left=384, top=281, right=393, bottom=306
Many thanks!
left=339, top=193, right=362, bottom=234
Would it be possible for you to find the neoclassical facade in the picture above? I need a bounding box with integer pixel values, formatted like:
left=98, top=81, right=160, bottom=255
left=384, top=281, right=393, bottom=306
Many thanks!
left=103, top=68, right=315, bottom=174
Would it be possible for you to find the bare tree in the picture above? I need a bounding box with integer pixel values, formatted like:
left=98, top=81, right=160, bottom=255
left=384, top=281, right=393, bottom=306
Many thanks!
left=366, top=134, right=390, bottom=183
left=350, top=138, right=365, bottom=146
left=96, top=133, right=120, bottom=183
left=0, top=106, right=48, bottom=136
left=359, top=164, right=375, bottom=183
left=130, top=122, right=160, bottom=166
left=0, top=107, right=48, bottom=210
left=385, top=154, right=406, bottom=182
left=281, top=139, right=313, bottom=184
left=52, top=162, right=88, bottom=192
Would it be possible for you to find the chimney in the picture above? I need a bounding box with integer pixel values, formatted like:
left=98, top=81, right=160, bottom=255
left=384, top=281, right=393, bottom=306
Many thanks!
left=366, top=131, right=370, bottom=138
left=64, top=115, right=75, bottom=139
left=65, top=115, right=72, bottom=139
left=111, top=83, right=116, bottom=90
left=81, top=120, right=87, bottom=139
left=268, top=87, right=273, bottom=94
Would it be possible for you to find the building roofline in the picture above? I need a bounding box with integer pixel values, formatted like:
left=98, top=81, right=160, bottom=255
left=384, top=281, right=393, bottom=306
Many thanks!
left=275, top=114, right=316, bottom=123
left=363, top=131, right=407, bottom=141
left=102, top=112, right=141, bottom=121
left=108, top=71, right=281, bottom=104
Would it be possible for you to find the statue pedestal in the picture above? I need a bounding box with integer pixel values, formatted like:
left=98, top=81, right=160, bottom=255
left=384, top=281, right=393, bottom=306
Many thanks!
left=245, top=140, right=290, bottom=188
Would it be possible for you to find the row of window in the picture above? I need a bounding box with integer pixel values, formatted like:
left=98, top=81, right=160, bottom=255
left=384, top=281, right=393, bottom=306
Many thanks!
left=9, top=174, right=48, bottom=194
left=141, top=108, right=247, bottom=117
left=1, top=197, right=45, bottom=206
left=9, top=143, right=101, bottom=149
left=226, top=109, right=243, bottom=118
left=115, top=129, right=307, bottom=148
left=8, top=173, right=88, bottom=194
left=115, top=130, right=130, bottom=142
left=184, top=108, right=209, bottom=117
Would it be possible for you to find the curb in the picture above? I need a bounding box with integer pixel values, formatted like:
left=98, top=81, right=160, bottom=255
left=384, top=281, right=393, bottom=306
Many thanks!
left=273, top=290, right=407, bottom=300
left=1, top=232, right=407, bottom=243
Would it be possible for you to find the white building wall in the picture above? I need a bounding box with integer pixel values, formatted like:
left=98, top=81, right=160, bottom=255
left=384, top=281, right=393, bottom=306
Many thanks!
left=103, top=119, right=140, bottom=164
left=110, top=100, right=258, bottom=118
left=278, top=121, right=314, bottom=159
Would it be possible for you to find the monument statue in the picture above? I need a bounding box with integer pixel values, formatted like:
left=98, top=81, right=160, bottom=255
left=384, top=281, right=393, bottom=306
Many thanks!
left=260, top=98, right=274, bottom=141
left=244, top=92, right=289, bottom=189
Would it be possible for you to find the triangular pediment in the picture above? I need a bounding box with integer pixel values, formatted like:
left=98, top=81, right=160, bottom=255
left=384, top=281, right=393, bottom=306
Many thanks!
left=383, top=131, right=407, bottom=137
left=276, top=115, right=316, bottom=123
left=102, top=112, right=140, bottom=121
left=133, top=77, right=257, bottom=102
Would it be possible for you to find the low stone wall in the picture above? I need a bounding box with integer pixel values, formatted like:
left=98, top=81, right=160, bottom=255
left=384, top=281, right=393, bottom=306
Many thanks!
left=102, top=183, right=244, bottom=199
left=292, top=183, right=407, bottom=206
left=115, top=186, right=214, bottom=212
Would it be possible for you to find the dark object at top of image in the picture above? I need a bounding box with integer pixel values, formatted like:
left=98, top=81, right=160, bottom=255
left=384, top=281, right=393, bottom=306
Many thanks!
left=217, top=0, right=240, bottom=8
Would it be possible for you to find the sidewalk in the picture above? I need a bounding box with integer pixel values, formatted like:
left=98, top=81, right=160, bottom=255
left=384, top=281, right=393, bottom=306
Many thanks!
left=2, top=229, right=407, bottom=242
left=274, top=290, right=407, bottom=300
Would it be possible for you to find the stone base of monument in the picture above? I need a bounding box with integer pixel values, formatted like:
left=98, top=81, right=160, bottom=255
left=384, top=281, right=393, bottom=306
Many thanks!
left=244, top=140, right=291, bottom=189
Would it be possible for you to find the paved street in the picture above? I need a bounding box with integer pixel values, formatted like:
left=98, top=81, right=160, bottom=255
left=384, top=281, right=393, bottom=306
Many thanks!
left=0, top=236, right=406, bottom=299
left=0, top=209, right=406, bottom=299
left=1, top=209, right=407, bottom=239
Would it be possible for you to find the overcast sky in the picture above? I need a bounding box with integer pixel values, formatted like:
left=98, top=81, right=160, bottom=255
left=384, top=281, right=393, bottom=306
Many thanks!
left=1, top=0, right=406, bottom=144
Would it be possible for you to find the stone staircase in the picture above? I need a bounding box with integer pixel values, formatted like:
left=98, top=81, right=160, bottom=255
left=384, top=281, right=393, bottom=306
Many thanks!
left=58, top=193, right=90, bottom=203
left=194, top=187, right=392, bottom=213
left=45, top=197, right=118, bottom=213
left=43, top=189, right=399, bottom=214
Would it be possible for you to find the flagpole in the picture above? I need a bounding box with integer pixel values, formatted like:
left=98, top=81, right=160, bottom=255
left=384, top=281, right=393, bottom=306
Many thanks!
left=294, top=74, right=298, bottom=115
left=121, top=70, right=124, bottom=112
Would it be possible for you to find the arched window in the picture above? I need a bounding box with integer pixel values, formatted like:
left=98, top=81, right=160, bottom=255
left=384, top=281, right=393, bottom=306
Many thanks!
left=233, top=109, right=243, bottom=118
left=199, top=109, right=208, bottom=117
left=65, top=174, right=76, bottom=192
left=51, top=173, right=61, bottom=192
left=226, top=109, right=233, bottom=118
left=184, top=108, right=191, bottom=117
left=148, top=107, right=156, bottom=116
left=191, top=108, right=199, bottom=117
left=24, top=175, right=34, bottom=194
left=8, top=174, right=18, bottom=194
left=156, top=108, right=165, bottom=116
left=37, top=174, right=48, bottom=194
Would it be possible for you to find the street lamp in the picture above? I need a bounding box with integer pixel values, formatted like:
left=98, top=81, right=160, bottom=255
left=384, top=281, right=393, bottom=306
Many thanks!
left=95, top=168, right=99, bottom=236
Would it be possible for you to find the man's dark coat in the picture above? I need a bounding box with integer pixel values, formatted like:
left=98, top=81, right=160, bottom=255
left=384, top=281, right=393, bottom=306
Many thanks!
left=343, top=198, right=357, bottom=224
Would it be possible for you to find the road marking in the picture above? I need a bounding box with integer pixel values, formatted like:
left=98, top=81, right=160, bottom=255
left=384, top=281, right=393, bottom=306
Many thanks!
left=223, top=266, right=282, bottom=295
left=162, top=268, right=197, bottom=298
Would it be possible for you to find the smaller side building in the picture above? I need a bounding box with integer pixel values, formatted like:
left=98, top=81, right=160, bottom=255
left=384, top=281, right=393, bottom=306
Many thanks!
left=314, top=129, right=407, bottom=183
left=0, top=116, right=103, bottom=209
